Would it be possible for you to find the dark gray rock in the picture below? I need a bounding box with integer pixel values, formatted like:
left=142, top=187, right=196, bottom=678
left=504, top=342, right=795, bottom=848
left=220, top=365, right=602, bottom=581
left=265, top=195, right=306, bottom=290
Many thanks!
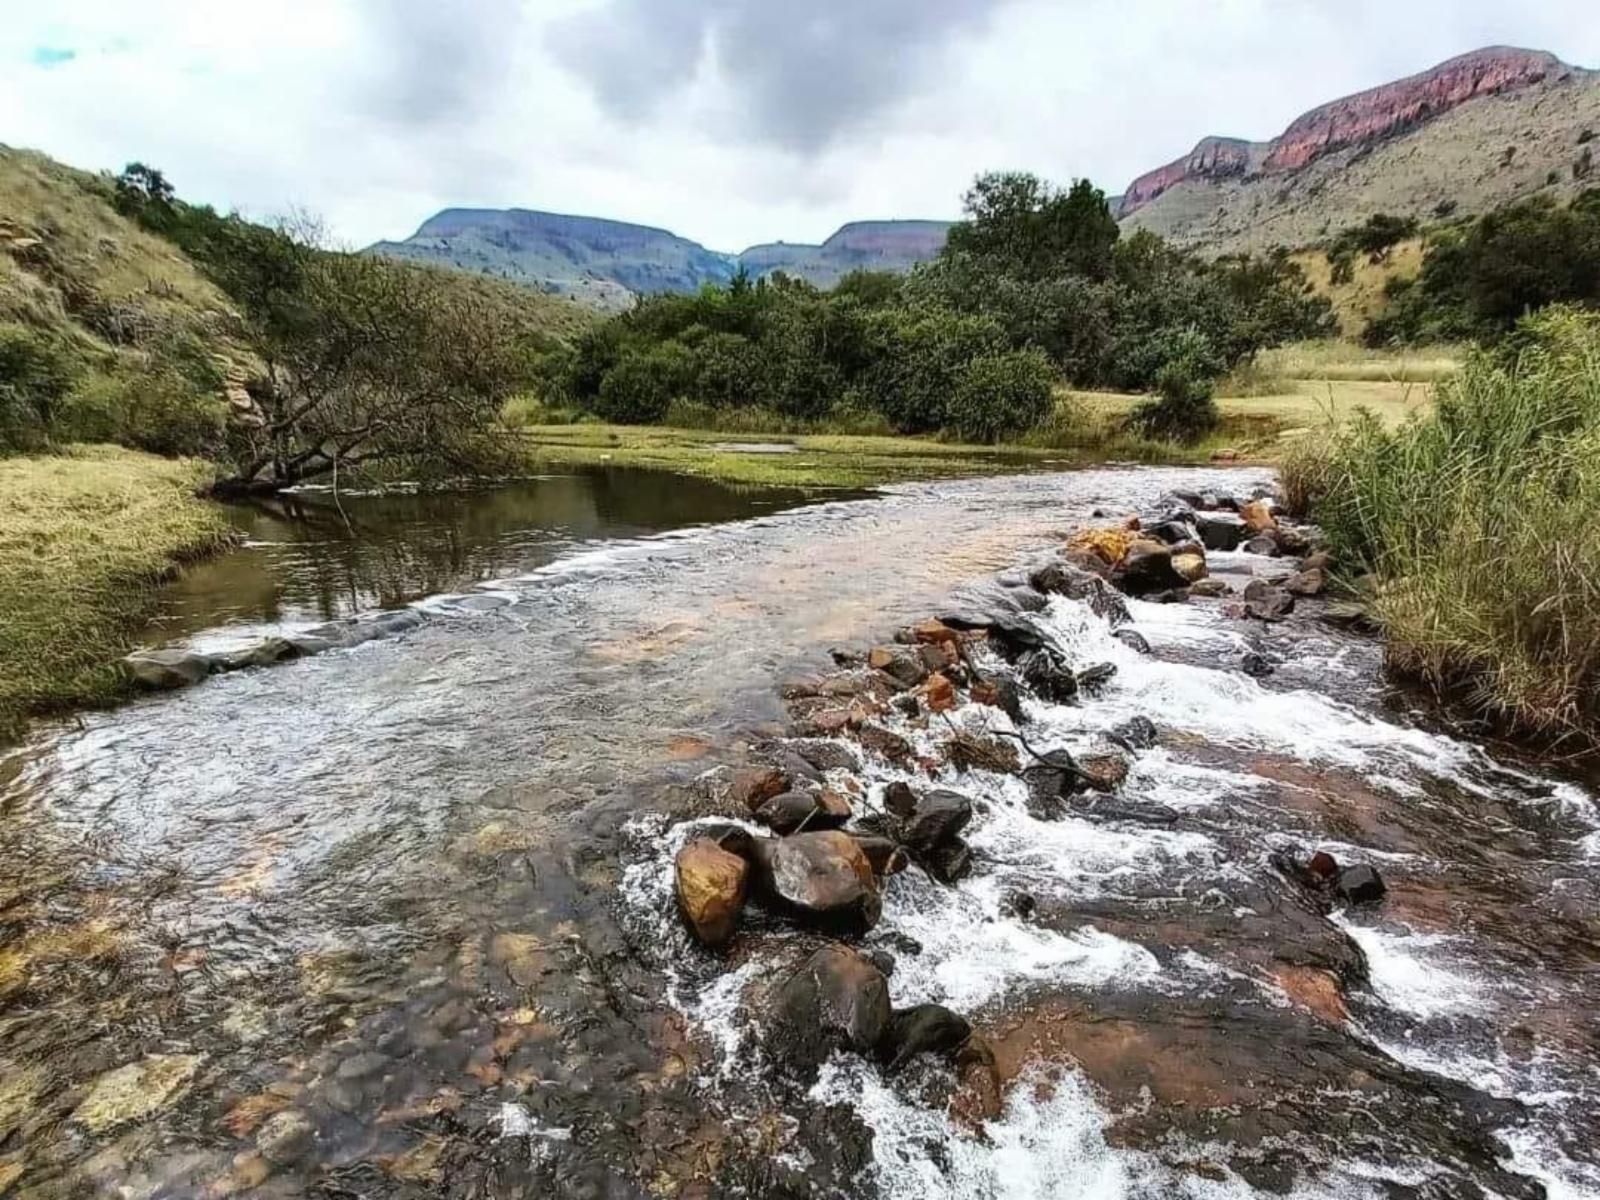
left=750, top=832, right=882, bottom=933
left=1242, top=534, right=1281, bottom=557
left=755, top=790, right=848, bottom=835
left=1112, top=628, right=1152, bottom=654
left=1336, top=864, right=1387, bottom=905
left=882, top=1004, right=972, bottom=1073
left=1021, top=649, right=1078, bottom=703
left=1242, top=652, right=1276, bottom=678
left=1114, top=541, right=1189, bottom=596
left=1243, top=579, right=1296, bottom=621
left=902, top=790, right=973, bottom=857
left=124, top=648, right=216, bottom=690
left=1196, top=513, right=1249, bottom=552
left=771, top=945, right=891, bottom=1077
left=1108, top=716, right=1159, bottom=749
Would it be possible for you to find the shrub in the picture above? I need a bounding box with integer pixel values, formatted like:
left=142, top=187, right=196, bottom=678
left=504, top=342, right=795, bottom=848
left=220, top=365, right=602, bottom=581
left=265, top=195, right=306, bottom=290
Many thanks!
left=0, top=323, right=84, bottom=450
left=1126, top=330, right=1221, bottom=444
left=595, top=341, right=694, bottom=423
left=946, top=349, right=1055, bottom=442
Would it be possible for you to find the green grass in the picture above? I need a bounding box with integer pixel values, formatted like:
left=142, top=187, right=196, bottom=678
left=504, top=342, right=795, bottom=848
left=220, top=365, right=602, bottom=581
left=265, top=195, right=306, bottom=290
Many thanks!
left=1292, top=306, right=1600, bottom=744
left=0, top=446, right=233, bottom=739
left=1256, top=338, right=1464, bottom=383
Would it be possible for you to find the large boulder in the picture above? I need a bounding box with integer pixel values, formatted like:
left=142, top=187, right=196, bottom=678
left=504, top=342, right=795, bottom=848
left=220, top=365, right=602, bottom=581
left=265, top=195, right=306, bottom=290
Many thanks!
left=770, top=945, right=892, bottom=1077
left=751, top=831, right=882, bottom=933
left=1171, top=552, right=1208, bottom=583
left=1336, top=864, right=1387, bottom=905
left=1195, top=513, right=1248, bottom=552
left=1241, top=499, right=1277, bottom=533
left=675, top=838, right=750, bottom=948
left=124, top=648, right=216, bottom=690
left=902, top=790, right=973, bottom=857
left=1113, top=540, right=1189, bottom=596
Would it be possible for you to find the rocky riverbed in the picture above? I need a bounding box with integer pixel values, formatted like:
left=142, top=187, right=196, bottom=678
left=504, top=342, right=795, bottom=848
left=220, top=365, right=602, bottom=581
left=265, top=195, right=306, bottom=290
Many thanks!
left=2, top=469, right=1597, bottom=1198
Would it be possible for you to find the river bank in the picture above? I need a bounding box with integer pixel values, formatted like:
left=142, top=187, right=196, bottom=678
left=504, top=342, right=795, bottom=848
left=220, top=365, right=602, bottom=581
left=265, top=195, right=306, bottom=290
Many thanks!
left=2, top=467, right=1594, bottom=1197
left=0, top=445, right=231, bottom=739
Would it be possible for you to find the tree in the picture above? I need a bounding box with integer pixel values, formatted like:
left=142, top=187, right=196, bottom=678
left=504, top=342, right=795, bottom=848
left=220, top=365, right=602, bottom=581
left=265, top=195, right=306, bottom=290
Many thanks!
left=946, top=349, right=1055, bottom=443
left=943, top=172, right=1120, bottom=281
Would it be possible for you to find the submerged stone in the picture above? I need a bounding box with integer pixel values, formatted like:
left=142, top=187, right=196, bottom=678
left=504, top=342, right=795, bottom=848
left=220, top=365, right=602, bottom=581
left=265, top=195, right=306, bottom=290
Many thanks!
left=74, top=1054, right=203, bottom=1133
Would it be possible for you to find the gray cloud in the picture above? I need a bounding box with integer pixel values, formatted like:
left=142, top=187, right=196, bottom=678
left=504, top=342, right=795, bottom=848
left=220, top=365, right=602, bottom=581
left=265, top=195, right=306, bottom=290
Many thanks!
left=550, top=0, right=1009, bottom=153
left=356, top=0, right=525, bottom=126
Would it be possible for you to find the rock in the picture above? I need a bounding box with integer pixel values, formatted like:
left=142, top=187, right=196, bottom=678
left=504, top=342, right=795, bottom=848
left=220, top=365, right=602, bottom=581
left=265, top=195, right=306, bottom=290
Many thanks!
left=1164, top=488, right=1206, bottom=509
left=1308, top=851, right=1340, bottom=882
left=1241, top=652, right=1276, bottom=677
left=1112, top=628, right=1152, bottom=654
left=789, top=740, right=861, bottom=773
left=335, top=1050, right=391, bottom=1081
left=1029, top=561, right=1101, bottom=599
left=923, top=672, right=957, bottom=714
left=1242, top=534, right=1281, bottom=557
left=1020, top=649, right=1078, bottom=703
left=1075, top=751, right=1130, bottom=793
left=946, top=731, right=1021, bottom=774
left=1086, top=583, right=1132, bottom=628
left=1075, top=662, right=1117, bottom=693
left=917, top=642, right=958, bottom=676
left=1109, top=716, right=1159, bottom=749
left=1322, top=601, right=1378, bottom=632
left=124, top=648, right=216, bottom=690
left=675, top=838, right=751, bottom=947
left=1067, top=526, right=1134, bottom=567
left=730, top=767, right=789, bottom=811
left=1336, top=864, right=1387, bottom=905
left=938, top=611, right=1049, bottom=661
left=1188, top=578, right=1233, bottom=597
left=1113, top=539, right=1189, bottom=595
left=867, top=949, right=897, bottom=977
left=1171, top=552, right=1208, bottom=583
left=771, top=945, right=891, bottom=1076
left=850, top=836, right=910, bottom=877
left=882, top=1004, right=972, bottom=1073
left=1241, top=498, right=1277, bottom=533
left=1285, top=567, right=1328, bottom=597
left=910, top=618, right=960, bottom=646
left=257, top=1108, right=315, bottom=1166
left=970, top=673, right=1025, bottom=722
left=1196, top=513, right=1249, bottom=552
left=756, top=791, right=849, bottom=835
left=1021, top=748, right=1083, bottom=820
left=1243, top=579, right=1296, bottom=621
left=892, top=693, right=920, bottom=718
left=923, top=836, right=973, bottom=884
left=1001, top=890, right=1038, bottom=920
left=1143, top=519, right=1199, bottom=546
left=218, top=638, right=301, bottom=671
left=1275, top=525, right=1313, bottom=556
left=74, top=1054, right=203, bottom=1133
left=751, top=832, right=882, bottom=933
left=883, top=781, right=918, bottom=818
left=1301, top=550, right=1333, bottom=573
left=853, top=723, right=914, bottom=764
left=1077, top=797, right=1181, bottom=826
left=902, top=790, right=973, bottom=857
left=775, top=749, right=824, bottom=786
left=868, top=646, right=927, bottom=688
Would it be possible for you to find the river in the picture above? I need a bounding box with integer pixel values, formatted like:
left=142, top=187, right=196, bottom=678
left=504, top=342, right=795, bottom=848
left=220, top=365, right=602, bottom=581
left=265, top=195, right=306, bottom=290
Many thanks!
left=0, top=466, right=1596, bottom=1198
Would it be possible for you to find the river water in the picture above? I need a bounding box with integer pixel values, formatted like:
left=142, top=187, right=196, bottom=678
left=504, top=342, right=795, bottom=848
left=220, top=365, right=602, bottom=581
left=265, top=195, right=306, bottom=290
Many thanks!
left=1, top=466, right=1597, bottom=1198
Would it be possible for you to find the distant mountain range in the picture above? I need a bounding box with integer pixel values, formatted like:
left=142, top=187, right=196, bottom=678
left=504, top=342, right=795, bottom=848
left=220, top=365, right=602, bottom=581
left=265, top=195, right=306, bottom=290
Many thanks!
left=367, top=212, right=952, bottom=311
left=369, top=45, right=1600, bottom=304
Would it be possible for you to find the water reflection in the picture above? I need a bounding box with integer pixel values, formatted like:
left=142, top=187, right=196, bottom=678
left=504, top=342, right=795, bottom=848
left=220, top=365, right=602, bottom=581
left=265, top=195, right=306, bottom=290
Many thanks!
left=144, top=466, right=845, bottom=645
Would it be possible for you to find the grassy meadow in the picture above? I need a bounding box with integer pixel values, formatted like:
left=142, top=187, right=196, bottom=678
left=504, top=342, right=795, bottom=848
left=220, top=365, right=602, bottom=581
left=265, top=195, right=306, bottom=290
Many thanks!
left=0, top=446, right=232, bottom=738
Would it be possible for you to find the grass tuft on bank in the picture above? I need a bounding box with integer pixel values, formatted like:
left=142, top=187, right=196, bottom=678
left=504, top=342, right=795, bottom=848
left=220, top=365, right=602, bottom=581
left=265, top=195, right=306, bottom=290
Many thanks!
left=1287, top=306, right=1600, bottom=744
left=0, top=446, right=232, bottom=739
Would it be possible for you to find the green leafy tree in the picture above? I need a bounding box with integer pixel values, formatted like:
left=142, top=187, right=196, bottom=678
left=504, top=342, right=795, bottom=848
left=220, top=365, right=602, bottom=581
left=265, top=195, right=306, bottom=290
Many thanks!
left=946, top=349, right=1055, bottom=442
left=1127, top=329, right=1222, bottom=443
left=943, top=172, right=1120, bottom=281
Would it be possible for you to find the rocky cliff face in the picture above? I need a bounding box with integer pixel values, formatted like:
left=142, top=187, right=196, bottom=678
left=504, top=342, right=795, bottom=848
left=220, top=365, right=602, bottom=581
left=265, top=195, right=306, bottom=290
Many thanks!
left=1120, top=137, right=1259, bottom=215
left=1118, top=47, right=1577, bottom=217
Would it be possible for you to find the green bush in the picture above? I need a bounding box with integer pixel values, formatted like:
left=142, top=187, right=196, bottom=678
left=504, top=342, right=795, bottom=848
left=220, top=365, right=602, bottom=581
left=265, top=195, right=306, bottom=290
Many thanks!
left=0, top=323, right=84, bottom=450
left=595, top=341, right=694, bottom=423
left=946, top=349, right=1055, bottom=442
left=1126, top=330, right=1221, bottom=444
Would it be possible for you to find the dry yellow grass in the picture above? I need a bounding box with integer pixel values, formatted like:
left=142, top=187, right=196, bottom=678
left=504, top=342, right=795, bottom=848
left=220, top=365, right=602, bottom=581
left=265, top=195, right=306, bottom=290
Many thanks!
left=0, top=446, right=232, bottom=738
left=1290, top=241, right=1427, bottom=339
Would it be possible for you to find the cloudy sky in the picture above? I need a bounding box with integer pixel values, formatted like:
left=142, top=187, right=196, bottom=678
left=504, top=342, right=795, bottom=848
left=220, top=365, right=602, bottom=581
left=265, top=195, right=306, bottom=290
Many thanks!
left=5, top=1, right=1597, bottom=252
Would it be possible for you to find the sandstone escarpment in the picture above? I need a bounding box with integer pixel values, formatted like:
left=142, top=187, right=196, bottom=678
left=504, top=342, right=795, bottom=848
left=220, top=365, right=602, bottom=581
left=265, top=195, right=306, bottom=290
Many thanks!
left=1117, top=46, right=1582, bottom=219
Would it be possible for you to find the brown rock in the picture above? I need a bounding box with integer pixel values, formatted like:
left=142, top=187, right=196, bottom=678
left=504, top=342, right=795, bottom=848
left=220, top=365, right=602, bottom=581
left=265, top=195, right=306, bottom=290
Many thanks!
left=730, top=767, right=788, bottom=811
left=854, top=723, right=914, bottom=764
left=1241, top=499, right=1277, bottom=533
left=1285, top=567, right=1328, bottom=597
left=850, top=835, right=910, bottom=876
left=771, top=945, right=891, bottom=1074
left=675, top=839, right=750, bottom=948
left=1076, top=752, right=1130, bottom=793
left=923, top=672, right=957, bottom=714
left=750, top=831, right=881, bottom=932
left=911, top=618, right=959, bottom=646
left=1171, top=552, right=1208, bottom=583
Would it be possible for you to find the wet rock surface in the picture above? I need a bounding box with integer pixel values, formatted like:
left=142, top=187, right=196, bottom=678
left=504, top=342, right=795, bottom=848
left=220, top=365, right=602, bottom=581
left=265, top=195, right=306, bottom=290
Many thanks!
left=7, top=467, right=1600, bottom=1199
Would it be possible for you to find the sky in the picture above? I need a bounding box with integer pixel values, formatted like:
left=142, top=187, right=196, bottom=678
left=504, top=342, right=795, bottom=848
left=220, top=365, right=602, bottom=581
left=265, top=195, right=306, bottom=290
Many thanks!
left=4, top=1, right=1597, bottom=253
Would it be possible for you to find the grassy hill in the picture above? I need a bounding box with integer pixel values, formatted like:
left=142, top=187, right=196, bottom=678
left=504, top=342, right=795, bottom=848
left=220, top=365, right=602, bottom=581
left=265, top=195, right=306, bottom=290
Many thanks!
left=1123, top=59, right=1600, bottom=255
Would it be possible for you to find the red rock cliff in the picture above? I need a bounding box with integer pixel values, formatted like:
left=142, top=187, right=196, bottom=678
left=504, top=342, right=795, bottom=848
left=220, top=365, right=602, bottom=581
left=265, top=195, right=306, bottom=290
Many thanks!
left=1118, top=47, right=1573, bottom=216
left=1120, top=137, right=1256, bottom=215
left=1263, top=47, right=1564, bottom=171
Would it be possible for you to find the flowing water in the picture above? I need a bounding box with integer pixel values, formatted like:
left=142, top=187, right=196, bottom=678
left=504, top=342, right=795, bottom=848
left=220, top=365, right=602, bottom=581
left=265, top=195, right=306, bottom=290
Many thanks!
left=1, top=466, right=1597, bottom=1199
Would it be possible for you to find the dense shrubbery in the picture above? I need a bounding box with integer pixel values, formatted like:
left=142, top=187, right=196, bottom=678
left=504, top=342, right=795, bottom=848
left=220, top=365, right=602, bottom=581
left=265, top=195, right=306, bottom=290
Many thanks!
left=1367, top=191, right=1600, bottom=345
left=1291, top=306, right=1600, bottom=740
left=549, top=174, right=1331, bottom=442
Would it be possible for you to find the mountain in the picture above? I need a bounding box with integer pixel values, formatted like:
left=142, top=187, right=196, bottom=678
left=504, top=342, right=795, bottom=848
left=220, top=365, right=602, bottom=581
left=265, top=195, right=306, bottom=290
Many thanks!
left=367, top=212, right=952, bottom=309
left=1119, top=46, right=1600, bottom=254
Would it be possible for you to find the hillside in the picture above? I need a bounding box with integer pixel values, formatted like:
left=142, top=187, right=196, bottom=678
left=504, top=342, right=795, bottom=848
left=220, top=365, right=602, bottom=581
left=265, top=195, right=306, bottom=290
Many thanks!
left=367, top=211, right=952, bottom=305
left=1119, top=47, right=1600, bottom=254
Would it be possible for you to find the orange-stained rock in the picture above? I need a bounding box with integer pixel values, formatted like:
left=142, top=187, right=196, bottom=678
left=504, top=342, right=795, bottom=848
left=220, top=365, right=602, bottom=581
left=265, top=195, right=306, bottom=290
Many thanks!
left=1241, top=499, right=1277, bottom=533
left=675, top=838, right=750, bottom=948
left=923, top=672, right=957, bottom=714
left=1067, top=527, right=1134, bottom=566
left=1171, top=551, right=1208, bottom=583
left=911, top=618, right=959, bottom=646
left=729, top=767, right=788, bottom=811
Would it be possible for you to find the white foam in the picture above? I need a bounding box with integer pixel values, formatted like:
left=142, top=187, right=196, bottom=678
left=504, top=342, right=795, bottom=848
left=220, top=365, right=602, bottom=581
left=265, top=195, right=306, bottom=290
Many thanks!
left=1331, top=915, right=1484, bottom=1021
left=1498, top=1126, right=1600, bottom=1200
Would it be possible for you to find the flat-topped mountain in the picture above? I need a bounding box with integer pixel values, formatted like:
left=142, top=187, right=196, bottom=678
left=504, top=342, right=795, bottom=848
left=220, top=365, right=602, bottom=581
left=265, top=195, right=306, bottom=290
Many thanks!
left=1119, top=46, right=1600, bottom=253
left=368, top=211, right=952, bottom=309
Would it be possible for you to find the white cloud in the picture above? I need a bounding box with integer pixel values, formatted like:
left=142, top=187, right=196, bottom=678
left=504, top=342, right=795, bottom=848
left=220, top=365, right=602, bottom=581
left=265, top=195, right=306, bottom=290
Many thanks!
left=3, top=0, right=1597, bottom=252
